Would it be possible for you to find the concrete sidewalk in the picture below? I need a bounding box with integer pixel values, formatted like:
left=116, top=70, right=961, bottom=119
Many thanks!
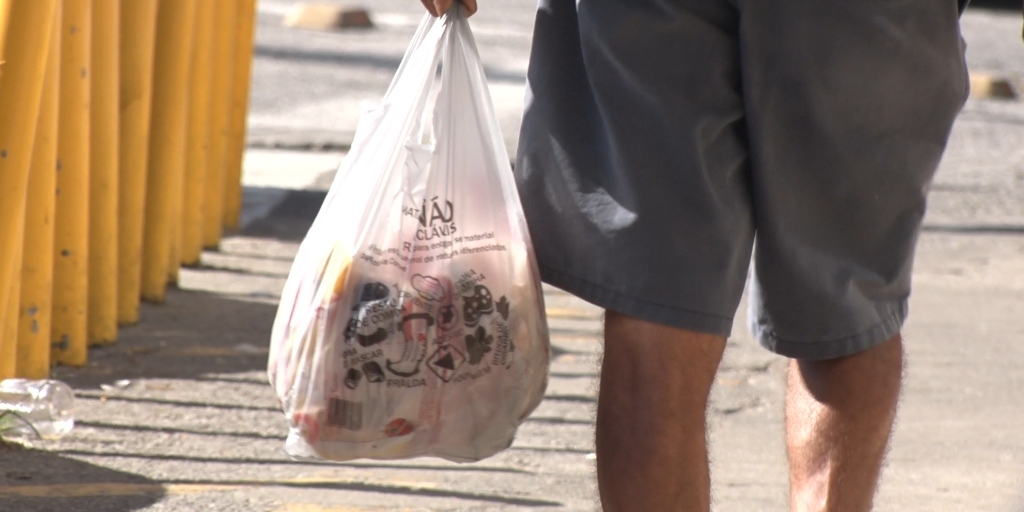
left=1, top=184, right=1022, bottom=512
left=2, top=145, right=1023, bottom=512
left=2, top=4, right=1023, bottom=511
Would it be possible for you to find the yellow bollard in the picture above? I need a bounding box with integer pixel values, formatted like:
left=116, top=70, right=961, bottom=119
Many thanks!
left=17, top=2, right=62, bottom=380
left=181, top=0, right=215, bottom=266
left=141, top=0, right=195, bottom=302
left=116, top=0, right=158, bottom=324
left=88, top=0, right=120, bottom=346
left=0, top=0, right=17, bottom=380
left=2, top=254, right=22, bottom=380
left=53, top=0, right=92, bottom=367
left=0, top=1, right=10, bottom=73
left=203, top=0, right=239, bottom=250
left=168, top=195, right=180, bottom=284
left=223, top=0, right=258, bottom=231
left=0, top=0, right=60, bottom=379
left=168, top=173, right=180, bottom=284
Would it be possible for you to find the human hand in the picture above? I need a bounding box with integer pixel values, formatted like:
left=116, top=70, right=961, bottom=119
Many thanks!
left=420, top=0, right=477, bottom=17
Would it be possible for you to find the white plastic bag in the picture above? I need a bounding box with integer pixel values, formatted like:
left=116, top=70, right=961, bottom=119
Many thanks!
left=267, top=10, right=550, bottom=463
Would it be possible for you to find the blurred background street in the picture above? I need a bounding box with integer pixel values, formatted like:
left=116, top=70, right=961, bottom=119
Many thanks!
left=2, top=2, right=1023, bottom=511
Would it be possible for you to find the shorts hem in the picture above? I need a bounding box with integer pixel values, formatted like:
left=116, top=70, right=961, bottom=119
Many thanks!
left=539, top=264, right=735, bottom=338
left=755, top=301, right=907, bottom=360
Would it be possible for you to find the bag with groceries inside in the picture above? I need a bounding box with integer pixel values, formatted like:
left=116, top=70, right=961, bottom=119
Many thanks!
left=267, top=9, right=550, bottom=463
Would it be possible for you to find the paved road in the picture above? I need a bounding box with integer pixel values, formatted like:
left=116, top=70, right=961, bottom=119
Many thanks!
left=248, top=0, right=535, bottom=154
left=247, top=0, right=1024, bottom=229
left=1, top=3, right=1023, bottom=511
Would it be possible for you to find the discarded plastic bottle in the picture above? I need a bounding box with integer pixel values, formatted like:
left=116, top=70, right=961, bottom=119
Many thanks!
left=0, top=379, right=75, bottom=440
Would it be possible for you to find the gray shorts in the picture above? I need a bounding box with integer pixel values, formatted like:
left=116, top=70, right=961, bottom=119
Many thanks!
left=514, top=0, right=969, bottom=359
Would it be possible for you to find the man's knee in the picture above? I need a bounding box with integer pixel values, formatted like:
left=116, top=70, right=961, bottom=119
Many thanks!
left=601, top=310, right=727, bottom=407
left=792, top=334, right=904, bottom=404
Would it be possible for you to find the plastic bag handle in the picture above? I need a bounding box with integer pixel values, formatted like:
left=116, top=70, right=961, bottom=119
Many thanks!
left=383, top=14, right=438, bottom=101
left=345, top=14, right=453, bottom=253
left=435, top=11, right=531, bottom=246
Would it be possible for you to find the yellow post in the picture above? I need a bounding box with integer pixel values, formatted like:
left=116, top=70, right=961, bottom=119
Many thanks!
left=17, top=2, right=62, bottom=379
left=168, top=199, right=180, bottom=283
left=2, top=252, right=21, bottom=380
left=223, top=0, right=258, bottom=230
left=53, top=0, right=92, bottom=367
left=181, top=0, right=214, bottom=266
left=0, top=1, right=10, bottom=72
left=0, top=0, right=60, bottom=379
left=116, top=0, right=158, bottom=324
left=168, top=179, right=180, bottom=285
left=0, top=0, right=17, bottom=381
left=203, top=0, right=238, bottom=250
left=88, top=0, right=119, bottom=345
left=141, top=0, right=195, bottom=302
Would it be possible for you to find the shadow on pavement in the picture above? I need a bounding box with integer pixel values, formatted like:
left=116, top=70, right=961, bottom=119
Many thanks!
left=0, top=443, right=164, bottom=512
left=0, top=181, right=579, bottom=510
left=3, top=443, right=558, bottom=509
left=967, top=0, right=1022, bottom=9
left=0, top=239, right=284, bottom=510
left=51, top=289, right=277, bottom=390
left=923, top=223, right=1024, bottom=235
left=71, top=420, right=284, bottom=440
left=243, top=189, right=328, bottom=242
left=254, top=45, right=527, bottom=84
left=52, top=449, right=535, bottom=476
left=147, top=478, right=562, bottom=507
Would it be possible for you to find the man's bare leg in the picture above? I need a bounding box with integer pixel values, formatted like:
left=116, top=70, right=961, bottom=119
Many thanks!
left=596, top=311, right=727, bottom=512
left=787, top=334, right=904, bottom=512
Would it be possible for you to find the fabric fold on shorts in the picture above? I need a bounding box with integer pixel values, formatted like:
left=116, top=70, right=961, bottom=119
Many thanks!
left=752, top=299, right=908, bottom=360
left=541, top=264, right=736, bottom=338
